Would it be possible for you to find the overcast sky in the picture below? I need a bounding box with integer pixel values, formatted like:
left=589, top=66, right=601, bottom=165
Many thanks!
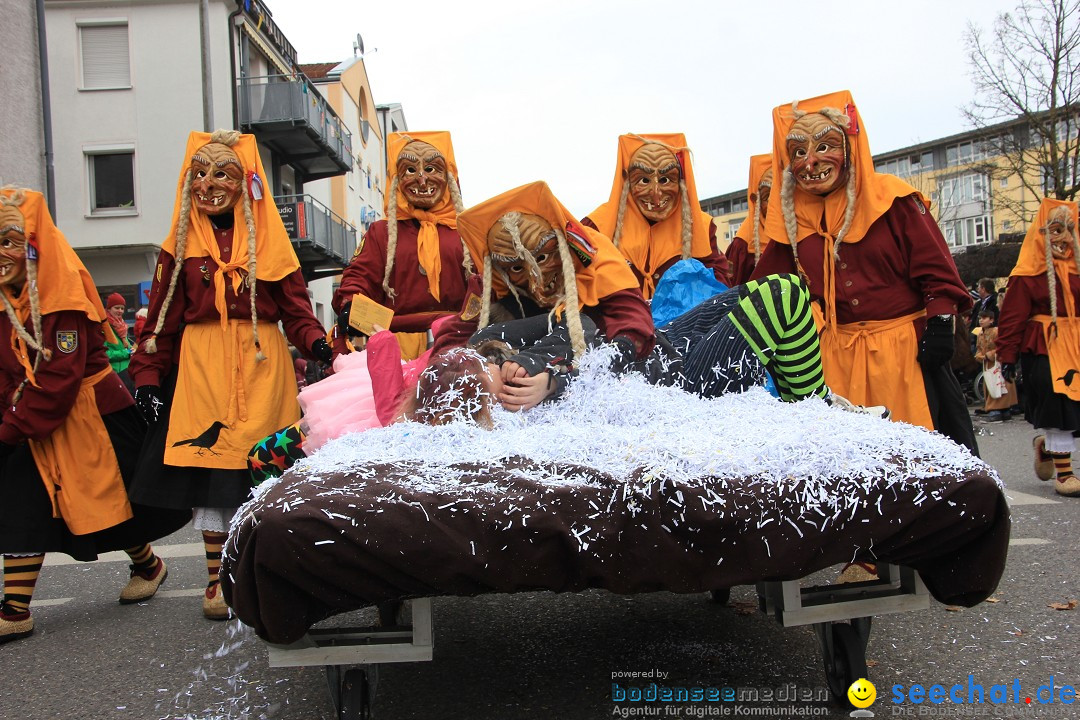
left=269, top=0, right=1021, bottom=217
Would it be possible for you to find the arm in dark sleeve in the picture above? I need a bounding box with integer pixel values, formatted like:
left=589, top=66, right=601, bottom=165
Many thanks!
left=429, top=273, right=484, bottom=356
left=0, top=311, right=90, bottom=443
left=591, top=288, right=655, bottom=358
left=265, top=268, right=327, bottom=358
left=749, top=238, right=797, bottom=281
left=496, top=315, right=600, bottom=378
left=896, top=196, right=972, bottom=317
left=365, top=330, right=405, bottom=426
left=994, top=277, right=1032, bottom=364
left=333, top=223, right=388, bottom=314
left=699, top=219, right=732, bottom=285
left=725, top=237, right=751, bottom=286
left=129, top=249, right=185, bottom=387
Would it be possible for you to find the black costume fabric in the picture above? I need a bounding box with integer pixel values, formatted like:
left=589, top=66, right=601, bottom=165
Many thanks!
left=0, top=406, right=191, bottom=560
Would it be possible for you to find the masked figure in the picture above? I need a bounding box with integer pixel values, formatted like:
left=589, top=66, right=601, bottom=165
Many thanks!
left=333, top=131, right=473, bottom=360
left=430, top=182, right=880, bottom=419
left=0, top=188, right=189, bottom=644
left=753, top=90, right=976, bottom=453
left=128, top=130, right=329, bottom=620
left=726, top=155, right=774, bottom=286
left=997, top=200, right=1080, bottom=497
left=584, top=134, right=730, bottom=299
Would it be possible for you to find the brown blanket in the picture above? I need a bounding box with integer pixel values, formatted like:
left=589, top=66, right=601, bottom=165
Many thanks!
left=222, top=456, right=1009, bottom=644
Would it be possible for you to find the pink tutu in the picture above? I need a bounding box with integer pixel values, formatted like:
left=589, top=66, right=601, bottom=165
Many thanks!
left=298, top=350, right=381, bottom=452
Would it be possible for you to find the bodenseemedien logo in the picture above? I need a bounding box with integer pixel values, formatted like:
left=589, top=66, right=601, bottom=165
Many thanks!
left=848, top=678, right=876, bottom=717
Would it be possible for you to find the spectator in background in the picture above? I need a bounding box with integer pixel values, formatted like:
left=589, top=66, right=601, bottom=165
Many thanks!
left=103, top=292, right=134, bottom=393
left=133, top=308, right=148, bottom=341
left=974, top=309, right=1017, bottom=421
left=970, top=278, right=999, bottom=330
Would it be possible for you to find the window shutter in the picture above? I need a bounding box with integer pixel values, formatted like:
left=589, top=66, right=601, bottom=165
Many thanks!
left=81, top=24, right=130, bottom=89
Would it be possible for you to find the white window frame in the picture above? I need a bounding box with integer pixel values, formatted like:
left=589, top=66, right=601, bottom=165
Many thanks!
left=84, top=143, right=138, bottom=217
left=77, top=18, right=132, bottom=91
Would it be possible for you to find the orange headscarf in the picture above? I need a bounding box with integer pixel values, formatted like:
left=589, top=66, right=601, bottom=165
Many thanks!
left=733, top=153, right=774, bottom=255
left=1, top=189, right=106, bottom=321
left=163, top=131, right=300, bottom=329
left=1010, top=198, right=1080, bottom=283
left=385, top=131, right=460, bottom=301
left=763, top=90, right=924, bottom=248
left=458, top=181, right=640, bottom=307
left=586, top=133, right=715, bottom=297
left=0, top=188, right=110, bottom=385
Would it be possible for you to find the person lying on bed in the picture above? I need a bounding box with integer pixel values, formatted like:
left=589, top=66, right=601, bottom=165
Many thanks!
left=431, top=181, right=886, bottom=417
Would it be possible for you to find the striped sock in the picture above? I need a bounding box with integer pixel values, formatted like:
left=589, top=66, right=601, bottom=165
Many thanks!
left=3, top=554, right=45, bottom=615
left=203, top=531, right=228, bottom=588
left=124, top=544, right=160, bottom=576
left=1051, top=452, right=1074, bottom=481
left=727, top=274, right=827, bottom=402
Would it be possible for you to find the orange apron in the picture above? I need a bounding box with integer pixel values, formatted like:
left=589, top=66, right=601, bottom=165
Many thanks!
left=819, top=310, right=933, bottom=429
left=28, top=366, right=133, bottom=535
left=165, top=320, right=299, bottom=469
left=1033, top=315, right=1080, bottom=402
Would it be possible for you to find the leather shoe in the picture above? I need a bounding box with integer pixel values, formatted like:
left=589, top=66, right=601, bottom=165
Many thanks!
left=119, top=559, right=168, bottom=604
left=203, top=581, right=230, bottom=621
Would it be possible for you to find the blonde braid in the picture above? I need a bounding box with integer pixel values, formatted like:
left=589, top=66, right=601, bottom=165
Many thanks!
left=382, top=175, right=399, bottom=301
left=780, top=167, right=800, bottom=268
left=752, top=196, right=763, bottom=263
left=500, top=212, right=542, bottom=281
left=447, top=171, right=473, bottom=275
left=679, top=178, right=692, bottom=260
left=611, top=180, right=631, bottom=248
left=145, top=169, right=194, bottom=354
left=1045, top=221, right=1059, bottom=334
left=553, top=227, right=586, bottom=359
left=831, top=135, right=857, bottom=260
left=495, top=266, right=527, bottom=319
left=240, top=184, right=265, bottom=361
left=478, top=255, right=492, bottom=328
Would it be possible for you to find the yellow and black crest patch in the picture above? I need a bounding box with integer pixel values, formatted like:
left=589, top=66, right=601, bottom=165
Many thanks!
left=352, top=235, right=366, bottom=259
left=460, top=293, right=483, bottom=322
left=155, top=263, right=163, bottom=282
left=56, top=331, right=78, bottom=353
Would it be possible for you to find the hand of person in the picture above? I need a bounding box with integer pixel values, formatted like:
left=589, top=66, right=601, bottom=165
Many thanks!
left=917, top=315, right=955, bottom=367
left=1001, top=363, right=1017, bottom=384
left=134, top=385, right=163, bottom=424
left=336, top=302, right=365, bottom=338
left=498, top=362, right=553, bottom=412
left=311, top=338, right=332, bottom=364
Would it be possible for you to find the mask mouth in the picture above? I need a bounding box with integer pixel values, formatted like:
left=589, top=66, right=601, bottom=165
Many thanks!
left=799, top=166, right=832, bottom=182
left=641, top=197, right=671, bottom=212
left=195, top=192, right=230, bottom=208
left=408, top=185, right=438, bottom=198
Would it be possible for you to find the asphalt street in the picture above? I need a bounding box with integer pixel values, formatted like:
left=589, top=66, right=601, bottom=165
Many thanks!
left=2, top=412, right=1077, bottom=720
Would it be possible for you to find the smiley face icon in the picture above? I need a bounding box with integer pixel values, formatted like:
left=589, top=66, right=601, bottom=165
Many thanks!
left=847, top=678, right=876, bottom=708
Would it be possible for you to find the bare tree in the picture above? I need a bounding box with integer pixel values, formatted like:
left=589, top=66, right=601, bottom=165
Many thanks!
left=963, top=0, right=1080, bottom=224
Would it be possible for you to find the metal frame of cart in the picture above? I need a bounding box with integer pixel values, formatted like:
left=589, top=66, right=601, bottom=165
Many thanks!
left=264, top=564, right=929, bottom=719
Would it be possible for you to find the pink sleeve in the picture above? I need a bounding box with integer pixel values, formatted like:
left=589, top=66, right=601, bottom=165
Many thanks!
left=366, top=330, right=405, bottom=425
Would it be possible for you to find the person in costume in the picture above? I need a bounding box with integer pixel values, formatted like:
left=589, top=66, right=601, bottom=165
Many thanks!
left=332, top=131, right=473, bottom=361
left=752, top=90, right=977, bottom=455
left=0, top=188, right=189, bottom=644
left=996, top=199, right=1080, bottom=497
left=432, top=181, right=883, bottom=416
left=128, top=130, right=330, bottom=620
left=725, top=155, right=774, bottom=286
left=583, top=134, right=730, bottom=300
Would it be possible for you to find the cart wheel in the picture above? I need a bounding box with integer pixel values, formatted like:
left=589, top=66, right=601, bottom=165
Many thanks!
left=709, top=588, right=731, bottom=605
left=822, top=622, right=868, bottom=707
left=339, top=668, right=371, bottom=720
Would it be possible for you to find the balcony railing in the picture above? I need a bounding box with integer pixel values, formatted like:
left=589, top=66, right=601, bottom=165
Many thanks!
left=238, top=74, right=353, bottom=181
left=277, top=194, right=356, bottom=279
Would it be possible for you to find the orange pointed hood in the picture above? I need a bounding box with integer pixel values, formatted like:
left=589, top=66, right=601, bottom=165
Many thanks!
left=458, top=181, right=639, bottom=307
left=733, top=153, right=774, bottom=255
left=763, top=90, right=924, bottom=247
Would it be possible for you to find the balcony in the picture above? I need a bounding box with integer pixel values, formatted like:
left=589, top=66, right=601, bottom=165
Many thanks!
left=238, top=74, right=353, bottom=181
left=277, top=194, right=357, bottom=280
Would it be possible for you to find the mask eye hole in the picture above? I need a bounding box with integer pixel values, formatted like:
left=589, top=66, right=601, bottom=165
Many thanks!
left=509, top=264, right=524, bottom=274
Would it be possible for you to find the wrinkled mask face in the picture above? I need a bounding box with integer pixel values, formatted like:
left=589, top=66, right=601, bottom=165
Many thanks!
left=0, top=205, right=28, bottom=289
left=757, top=167, right=774, bottom=218
left=1044, top=207, right=1076, bottom=260
left=786, top=113, right=848, bottom=196
left=488, top=213, right=565, bottom=308
left=627, top=144, right=681, bottom=222
left=191, top=142, right=244, bottom=216
left=397, top=141, right=447, bottom=210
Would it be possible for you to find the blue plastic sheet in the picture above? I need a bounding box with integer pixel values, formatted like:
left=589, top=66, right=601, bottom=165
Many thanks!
left=650, top=259, right=728, bottom=327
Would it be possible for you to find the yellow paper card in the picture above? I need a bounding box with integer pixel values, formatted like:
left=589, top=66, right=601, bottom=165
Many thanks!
left=348, top=294, right=394, bottom=336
